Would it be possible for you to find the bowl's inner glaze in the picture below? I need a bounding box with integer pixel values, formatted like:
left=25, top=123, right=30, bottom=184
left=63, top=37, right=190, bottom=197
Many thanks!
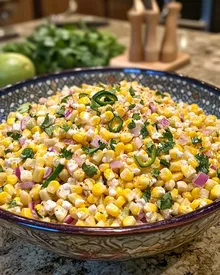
left=0, top=68, right=219, bottom=122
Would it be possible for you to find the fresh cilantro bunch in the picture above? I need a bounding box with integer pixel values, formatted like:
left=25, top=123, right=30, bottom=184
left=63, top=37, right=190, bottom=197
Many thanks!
left=2, top=23, right=125, bottom=74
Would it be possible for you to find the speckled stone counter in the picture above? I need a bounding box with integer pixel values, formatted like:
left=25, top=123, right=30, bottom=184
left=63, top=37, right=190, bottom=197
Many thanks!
left=1, top=15, right=220, bottom=275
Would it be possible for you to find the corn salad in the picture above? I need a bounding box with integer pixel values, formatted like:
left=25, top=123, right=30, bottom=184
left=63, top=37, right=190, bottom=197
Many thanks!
left=0, top=81, right=220, bottom=227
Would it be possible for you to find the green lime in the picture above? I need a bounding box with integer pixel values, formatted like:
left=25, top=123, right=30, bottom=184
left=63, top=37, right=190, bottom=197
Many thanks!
left=0, top=53, right=36, bottom=88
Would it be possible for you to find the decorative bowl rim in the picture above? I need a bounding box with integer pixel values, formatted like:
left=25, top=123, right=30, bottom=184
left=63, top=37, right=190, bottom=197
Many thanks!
left=0, top=66, right=220, bottom=236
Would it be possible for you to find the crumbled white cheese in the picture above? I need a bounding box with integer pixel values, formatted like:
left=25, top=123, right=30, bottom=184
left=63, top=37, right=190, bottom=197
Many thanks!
left=62, top=200, right=72, bottom=210
left=44, top=200, right=56, bottom=212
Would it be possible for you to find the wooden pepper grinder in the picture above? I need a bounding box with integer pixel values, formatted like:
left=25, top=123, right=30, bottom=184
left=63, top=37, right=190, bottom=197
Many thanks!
left=160, top=1, right=182, bottom=63
left=143, top=0, right=160, bottom=62
left=128, top=0, right=145, bottom=62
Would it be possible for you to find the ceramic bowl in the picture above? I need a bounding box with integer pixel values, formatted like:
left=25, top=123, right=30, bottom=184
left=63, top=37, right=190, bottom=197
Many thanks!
left=0, top=68, right=220, bottom=261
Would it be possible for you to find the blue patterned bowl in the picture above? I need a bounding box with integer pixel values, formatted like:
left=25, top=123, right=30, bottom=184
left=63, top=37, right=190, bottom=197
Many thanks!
left=0, top=68, right=220, bottom=261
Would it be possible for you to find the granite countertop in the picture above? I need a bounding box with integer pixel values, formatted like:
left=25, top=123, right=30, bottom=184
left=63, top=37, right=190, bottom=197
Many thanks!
left=1, top=15, right=220, bottom=275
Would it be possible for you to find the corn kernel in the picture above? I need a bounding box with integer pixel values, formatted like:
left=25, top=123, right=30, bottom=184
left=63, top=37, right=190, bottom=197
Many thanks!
left=0, top=191, right=11, bottom=205
left=72, top=132, right=87, bottom=144
left=211, top=184, right=220, bottom=199
left=47, top=181, right=60, bottom=194
left=92, top=183, right=106, bottom=196
left=20, top=208, right=32, bottom=219
left=160, top=168, right=172, bottom=181
left=191, top=187, right=201, bottom=199
left=122, top=216, right=136, bottom=226
left=6, top=175, right=18, bottom=185
left=120, top=168, right=134, bottom=182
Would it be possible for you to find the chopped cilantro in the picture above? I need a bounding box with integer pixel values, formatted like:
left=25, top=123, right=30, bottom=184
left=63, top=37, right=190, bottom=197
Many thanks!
left=82, top=163, right=98, bottom=177
left=152, top=168, right=160, bottom=178
left=129, top=86, right=136, bottom=96
left=160, top=159, right=170, bottom=168
left=4, top=149, right=11, bottom=154
left=82, top=141, right=107, bottom=155
left=142, top=186, right=151, bottom=202
left=41, top=114, right=52, bottom=129
left=140, top=99, right=144, bottom=105
left=56, top=106, right=65, bottom=117
left=155, top=100, right=162, bottom=104
left=217, top=168, right=220, bottom=179
left=195, top=154, right=209, bottom=174
left=62, top=125, right=71, bottom=132
left=21, top=148, right=34, bottom=160
left=35, top=209, right=43, bottom=218
left=155, top=90, right=165, bottom=98
left=42, top=164, right=64, bottom=188
left=128, top=104, right=136, bottom=110
left=157, top=141, right=175, bottom=155
left=128, top=120, right=136, bottom=129
left=162, top=128, right=173, bottom=141
left=0, top=186, right=4, bottom=192
left=192, top=137, right=202, bottom=145
left=17, top=103, right=32, bottom=114
left=61, top=94, right=72, bottom=103
left=141, top=123, right=150, bottom=138
left=8, top=200, right=17, bottom=208
left=153, top=122, right=159, bottom=131
left=132, top=113, right=140, bottom=120
left=216, top=131, right=219, bottom=137
left=109, top=139, right=117, bottom=150
left=7, top=132, right=22, bottom=141
left=157, top=192, right=173, bottom=210
left=0, top=165, right=4, bottom=172
left=45, top=125, right=56, bottom=137
left=60, top=148, right=73, bottom=159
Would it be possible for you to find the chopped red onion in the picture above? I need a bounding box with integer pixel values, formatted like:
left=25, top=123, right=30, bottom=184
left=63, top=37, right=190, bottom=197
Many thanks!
left=39, top=98, right=47, bottom=104
left=43, top=167, right=53, bottom=179
left=48, top=147, right=56, bottom=153
left=62, top=139, right=76, bottom=145
left=180, top=112, right=184, bottom=122
left=19, top=137, right=27, bottom=146
left=15, top=166, right=23, bottom=180
left=177, top=134, right=188, bottom=145
left=210, top=165, right=217, bottom=171
left=193, top=172, right=209, bottom=188
left=133, top=137, right=143, bottom=149
left=149, top=102, right=157, bottom=113
left=64, top=215, right=74, bottom=224
left=110, top=160, right=123, bottom=170
left=20, top=181, right=35, bottom=190
left=65, top=109, right=73, bottom=119
left=130, top=125, right=141, bottom=136
left=74, top=155, right=84, bottom=167
left=91, top=135, right=107, bottom=148
left=21, top=116, right=30, bottom=130
left=201, top=129, right=213, bottom=136
left=159, top=118, right=170, bottom=128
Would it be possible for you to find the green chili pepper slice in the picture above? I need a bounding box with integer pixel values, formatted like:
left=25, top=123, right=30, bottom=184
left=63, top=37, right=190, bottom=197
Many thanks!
left=42, top=164, right=64, bottom=188
left=134, top=145, right=157, bottom=168
left=92, top=90, right=118, bottom=106
left=108, top=115, right=123, bottom=133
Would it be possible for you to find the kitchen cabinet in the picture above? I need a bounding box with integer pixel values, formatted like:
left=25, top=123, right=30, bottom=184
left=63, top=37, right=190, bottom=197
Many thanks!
left=0, top=0, right=34, bottom=26
left=41, top=0, right=106, bottom=17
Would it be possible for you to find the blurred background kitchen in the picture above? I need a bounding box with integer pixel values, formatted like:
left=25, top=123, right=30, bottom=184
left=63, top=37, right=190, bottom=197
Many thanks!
left=0, top=0, right=219, bottom=32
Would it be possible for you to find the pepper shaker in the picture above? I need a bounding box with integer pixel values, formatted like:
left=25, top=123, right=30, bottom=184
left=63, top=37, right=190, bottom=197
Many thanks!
left=128, top=0, right=145, bottom=62
left=160, top=1, right=182, bottom=63
left=143, top=0, right=160, bottom=62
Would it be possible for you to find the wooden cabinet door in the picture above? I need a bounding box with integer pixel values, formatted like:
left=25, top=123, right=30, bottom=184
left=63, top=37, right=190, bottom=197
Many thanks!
left=0, top=0, right=34, bottom=25
left=41, top=0, right=69, bottom=16
left=41, top=0, right=106, bottom=17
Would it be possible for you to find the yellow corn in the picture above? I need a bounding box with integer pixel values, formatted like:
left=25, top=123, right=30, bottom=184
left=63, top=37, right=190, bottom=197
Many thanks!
left=6, top=175, right=18, bottom=185
left=20, top=208, right=32, bottom=219
left=0, top=192, right=11, bottom=205
left=122, top=216, right=136, bottom=226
